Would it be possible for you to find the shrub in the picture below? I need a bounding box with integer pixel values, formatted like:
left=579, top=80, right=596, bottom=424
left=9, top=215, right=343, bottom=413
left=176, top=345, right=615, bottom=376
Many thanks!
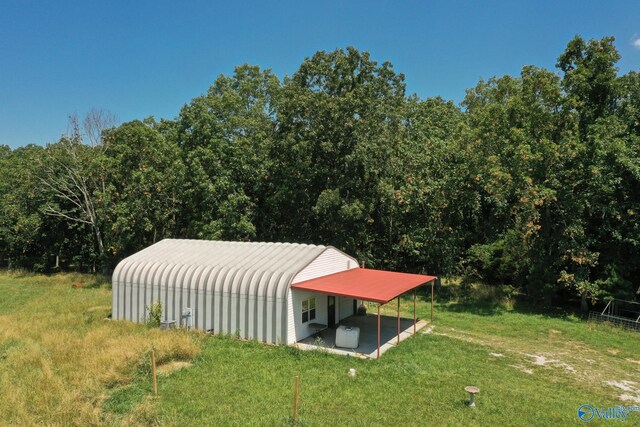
left=146, top=301, right=162, bottom=328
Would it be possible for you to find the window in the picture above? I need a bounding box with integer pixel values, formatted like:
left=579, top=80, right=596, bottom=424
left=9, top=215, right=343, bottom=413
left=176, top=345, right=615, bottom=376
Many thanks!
left=302, top=297, right=316, bottom=323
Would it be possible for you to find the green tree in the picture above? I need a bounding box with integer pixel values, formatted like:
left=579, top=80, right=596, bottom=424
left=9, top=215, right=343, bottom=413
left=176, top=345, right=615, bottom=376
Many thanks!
left=556, top=36, right=621, bottom=136
left=460, top=36, right=639, bottom=309
left=385, top=96, right=468, bottom=273
left=102, top=119, right=186, bottom=264
left=461, top=66, right=567, bottom=292
left=266, top=47, right=407, bottom=262
left=35, top=112, right=115, bottom=272
left=174, top=65, right=279, bottom=240
left=0, top=145, right=45, bottom=269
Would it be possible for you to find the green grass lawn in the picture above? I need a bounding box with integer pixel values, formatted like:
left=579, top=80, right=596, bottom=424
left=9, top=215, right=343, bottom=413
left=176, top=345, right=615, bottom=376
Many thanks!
left=0, top=272, right=200, bottom=426
left=108, top=283, right=639, bottom=426
left=1, top=273, right=638, bottom=426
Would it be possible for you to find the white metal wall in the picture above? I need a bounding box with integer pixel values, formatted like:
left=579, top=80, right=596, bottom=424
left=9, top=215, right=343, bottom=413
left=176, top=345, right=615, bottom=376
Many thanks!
left=287, top=292, right=357, bottom=343
left=113, top=239, right=362, bottom=345
left=291, top=247, right=358, bottom=284
left=286, top=247, right=358, bottom=343
left=113, top=240, right=326, bottom=344
left=338, top=296, right=355, bottom=320
left=290, top=289, right=328, bottom=343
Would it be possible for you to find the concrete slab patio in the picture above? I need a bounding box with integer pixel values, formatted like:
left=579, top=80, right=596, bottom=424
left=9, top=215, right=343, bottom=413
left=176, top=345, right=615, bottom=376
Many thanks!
left=296, top=314, right=429, bottom=359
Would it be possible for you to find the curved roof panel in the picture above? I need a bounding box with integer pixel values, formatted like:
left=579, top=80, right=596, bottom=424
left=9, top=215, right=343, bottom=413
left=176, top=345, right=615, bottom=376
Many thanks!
left=112, top=239, right=330, bottom=301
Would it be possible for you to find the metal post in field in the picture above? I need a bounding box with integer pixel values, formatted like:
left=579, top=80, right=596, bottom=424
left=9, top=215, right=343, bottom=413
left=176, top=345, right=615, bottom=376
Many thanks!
left=431, top=282, right=434, bottom=323
left=413, top=289, right=417, bottom=335
left=377, top=304, right=381, bottom=359
left=397, top=296, right=400, bottom=344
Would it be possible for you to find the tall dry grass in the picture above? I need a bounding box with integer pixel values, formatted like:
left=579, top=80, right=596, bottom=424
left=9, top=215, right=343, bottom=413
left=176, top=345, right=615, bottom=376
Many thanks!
left=0, top=272, right=202, bottom=426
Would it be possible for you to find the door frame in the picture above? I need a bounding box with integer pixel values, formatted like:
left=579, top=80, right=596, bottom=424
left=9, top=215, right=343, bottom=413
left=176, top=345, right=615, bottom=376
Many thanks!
left=327, top=295, right=336, bottom=328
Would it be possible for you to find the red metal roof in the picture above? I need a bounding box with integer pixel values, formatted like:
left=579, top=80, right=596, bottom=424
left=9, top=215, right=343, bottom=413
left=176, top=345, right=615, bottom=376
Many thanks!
left=290, top=268, right=436, bottom=304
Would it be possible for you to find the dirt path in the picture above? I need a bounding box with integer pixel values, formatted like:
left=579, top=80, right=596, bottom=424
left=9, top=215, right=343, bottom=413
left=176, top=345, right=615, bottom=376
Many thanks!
left=425, top=325, right=640, bottom=403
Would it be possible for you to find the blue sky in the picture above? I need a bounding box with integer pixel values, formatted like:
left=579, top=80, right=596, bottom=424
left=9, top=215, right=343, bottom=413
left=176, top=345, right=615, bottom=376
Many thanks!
left=1, top=0, right=639, bottom=148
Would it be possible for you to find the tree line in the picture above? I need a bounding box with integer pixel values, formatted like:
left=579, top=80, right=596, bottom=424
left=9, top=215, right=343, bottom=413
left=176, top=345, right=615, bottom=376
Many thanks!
left=1, top=36, right=638, bottom=310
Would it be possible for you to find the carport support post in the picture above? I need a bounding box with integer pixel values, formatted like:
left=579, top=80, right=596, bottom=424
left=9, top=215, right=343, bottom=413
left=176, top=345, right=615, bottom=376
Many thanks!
left=377, top=304, right=381, bottom=359
left=413, top=289, right=416, bottom=335
left=397, top=297, right=400, bottom=344
left=431, top=282, right=435, bottom=323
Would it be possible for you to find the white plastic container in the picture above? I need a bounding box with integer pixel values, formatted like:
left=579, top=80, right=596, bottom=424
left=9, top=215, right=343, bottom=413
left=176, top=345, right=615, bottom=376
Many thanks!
left=335, top=325, right=360, bottom=348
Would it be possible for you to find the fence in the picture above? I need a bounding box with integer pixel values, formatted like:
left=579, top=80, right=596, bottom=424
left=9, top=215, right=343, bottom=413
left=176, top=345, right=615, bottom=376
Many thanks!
left=588, top=299, right=640, bottom=332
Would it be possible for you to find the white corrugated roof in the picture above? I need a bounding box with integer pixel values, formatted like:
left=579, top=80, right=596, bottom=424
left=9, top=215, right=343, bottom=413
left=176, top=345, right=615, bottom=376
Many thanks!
left=112, top=239, right=329, bottom=299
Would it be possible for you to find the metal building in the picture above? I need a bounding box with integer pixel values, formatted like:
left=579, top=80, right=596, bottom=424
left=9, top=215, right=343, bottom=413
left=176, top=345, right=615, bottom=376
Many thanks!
left=111, top=239, right=360, bottom=344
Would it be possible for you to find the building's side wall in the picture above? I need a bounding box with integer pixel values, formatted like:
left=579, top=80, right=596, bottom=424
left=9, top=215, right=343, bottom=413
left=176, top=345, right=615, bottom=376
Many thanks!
left=288, top=292, right=354, bottom=342
left=286, top=291, right=296, bottom=344
left=112, top=263, right=291, bottom=345
left=287, top=247, right=358, bottom=344
left=291, top=289, right=328, bottom=342
left=291, top=248, right=358, bottom=284
left=338, top=296, right=356, bottom=321
left=113, top=242, right=358, bottom=345
left=288, top=247, right=359, bottom=342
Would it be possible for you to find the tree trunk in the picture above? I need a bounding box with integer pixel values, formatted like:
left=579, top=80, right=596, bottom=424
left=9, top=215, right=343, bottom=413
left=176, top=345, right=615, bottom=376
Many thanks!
left=580, top=291, right=589, bottom=313
left=94, top=226, right=110, bottom=275
left=94, top=226, right=104, bottom=258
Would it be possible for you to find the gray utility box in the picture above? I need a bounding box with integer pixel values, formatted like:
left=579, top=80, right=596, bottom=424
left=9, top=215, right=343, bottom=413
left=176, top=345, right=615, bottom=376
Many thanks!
left=335, top=325, right=360, bottom=348
left=181, top=307, right=193, bottom=329
left=160, top=320, right=176, bottom=330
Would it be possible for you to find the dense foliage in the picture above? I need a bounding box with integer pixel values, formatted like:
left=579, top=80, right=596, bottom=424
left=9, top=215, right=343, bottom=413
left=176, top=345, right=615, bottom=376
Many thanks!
left=1, top=36, right=638, bottom=308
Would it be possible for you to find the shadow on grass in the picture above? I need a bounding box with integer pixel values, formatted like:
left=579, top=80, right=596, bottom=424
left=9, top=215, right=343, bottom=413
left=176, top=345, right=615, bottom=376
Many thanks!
left=410, top=279, right=585, bottom=321
left=508, top=303, right=579, bottom=320
left=434, top=298, right=581, bottom=322
left=440, top=301, right=506, bottom=316
left=3, top=269, right=37, bottom=279
left=83, top=275, right=111, bottom=289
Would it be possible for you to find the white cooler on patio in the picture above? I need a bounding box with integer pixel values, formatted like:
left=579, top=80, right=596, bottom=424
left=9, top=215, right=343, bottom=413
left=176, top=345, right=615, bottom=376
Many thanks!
left=335, top=325, right=360, bottom=348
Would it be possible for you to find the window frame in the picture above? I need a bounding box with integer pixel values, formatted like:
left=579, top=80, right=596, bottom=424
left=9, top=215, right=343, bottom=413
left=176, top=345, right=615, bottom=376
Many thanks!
left=301, top=297, right=316, bottom=323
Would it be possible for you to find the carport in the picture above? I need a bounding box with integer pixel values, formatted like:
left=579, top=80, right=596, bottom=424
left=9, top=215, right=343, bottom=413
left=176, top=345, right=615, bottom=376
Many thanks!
left=291, top=268, right=437, bottom=358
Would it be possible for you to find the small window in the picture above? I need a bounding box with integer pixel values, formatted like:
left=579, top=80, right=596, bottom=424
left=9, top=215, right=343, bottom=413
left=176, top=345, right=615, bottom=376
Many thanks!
left=302, top=297, right=316, bottom=323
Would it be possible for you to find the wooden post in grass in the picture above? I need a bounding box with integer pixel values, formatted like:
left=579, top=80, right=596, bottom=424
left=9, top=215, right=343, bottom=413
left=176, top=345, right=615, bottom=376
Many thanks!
left=152, top=350, right=158, bottom=397
left=293, top=375, right=300, bottom=422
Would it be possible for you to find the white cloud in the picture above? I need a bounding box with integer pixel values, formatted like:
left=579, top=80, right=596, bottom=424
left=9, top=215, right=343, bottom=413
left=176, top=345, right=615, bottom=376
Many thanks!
left=632, top=37, right=640, bottom=49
